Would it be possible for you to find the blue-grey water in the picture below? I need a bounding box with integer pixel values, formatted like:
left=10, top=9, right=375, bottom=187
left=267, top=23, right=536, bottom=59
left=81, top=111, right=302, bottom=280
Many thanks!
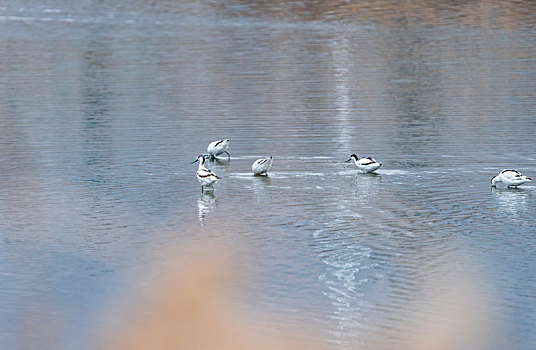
left=1, top=1, right=535, bottom=349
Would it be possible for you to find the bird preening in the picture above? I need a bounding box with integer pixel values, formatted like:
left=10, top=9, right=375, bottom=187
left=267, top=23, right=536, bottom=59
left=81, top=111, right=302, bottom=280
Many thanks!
left=491, top=169, right=532, bottom=188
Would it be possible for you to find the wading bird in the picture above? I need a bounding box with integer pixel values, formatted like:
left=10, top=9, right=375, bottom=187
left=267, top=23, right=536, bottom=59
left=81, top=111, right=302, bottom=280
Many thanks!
left=252, top=156, right=273, bottom=176
left=207, top=139, right=230, bottom=160
left=491, top=169, right=532, bottom=188
left=346, top=154, right=382, bottom=173
left=192, top=155, right=221, bottom=192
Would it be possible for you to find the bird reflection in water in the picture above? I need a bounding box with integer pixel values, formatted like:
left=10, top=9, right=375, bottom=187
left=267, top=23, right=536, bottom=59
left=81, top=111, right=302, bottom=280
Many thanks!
left=197, top=192, right=217, bottom=222
left=491, top=186, right=530, bottom=216
left=251, top=172, right=272, bottom=199
left=208, top=157, right=231, bottom=166
left=353, top=172, right=381, bottom=198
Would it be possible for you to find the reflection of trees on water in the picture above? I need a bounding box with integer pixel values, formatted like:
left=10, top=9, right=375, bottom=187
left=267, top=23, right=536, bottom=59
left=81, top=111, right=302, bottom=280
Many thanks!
left=79, top=29, right=126, bottom=237
left=216, top=0, right=535, bottom=28
left=0, top=101, right=48, bottom=242
left=384, top=21, right=446, bottom=160
left=81, top=36, right=112, bottom=169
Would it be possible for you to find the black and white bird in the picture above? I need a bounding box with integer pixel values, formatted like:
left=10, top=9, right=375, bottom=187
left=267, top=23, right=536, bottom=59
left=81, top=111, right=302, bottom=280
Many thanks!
left=252, top=156, right=273, bottom=176
left=207, top=139, right=230, bottom=160
left=491, top=169, right=532, bottom=188
left=346, top=154, right=382, bottom=173
left=192, top=155, right=221, bottom=192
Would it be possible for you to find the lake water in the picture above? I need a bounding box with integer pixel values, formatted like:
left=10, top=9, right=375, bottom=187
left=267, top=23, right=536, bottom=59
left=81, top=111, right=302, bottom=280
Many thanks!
left=1, top=1, right=535, bottom=349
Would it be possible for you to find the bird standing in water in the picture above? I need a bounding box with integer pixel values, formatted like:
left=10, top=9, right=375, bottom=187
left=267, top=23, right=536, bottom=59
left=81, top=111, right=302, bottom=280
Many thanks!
left=346, top=154, right=382, bottom=173
left=207, top=139, right=230, bottom=160
left=491, top=169, right=531, bottom=188
left=252, top=156, right=273, bottom=176
left=192, top=155, right=221, bottom=192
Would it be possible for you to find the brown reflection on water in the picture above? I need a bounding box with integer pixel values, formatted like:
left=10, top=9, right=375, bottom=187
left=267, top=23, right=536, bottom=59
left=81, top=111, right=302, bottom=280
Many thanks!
left=93, top=234, right=497, bottom=350
left=1, top=0, right=532, bottom=348
left=98, top=242, right=327, bottom=350
left=219, top=0, right=536, bottom=28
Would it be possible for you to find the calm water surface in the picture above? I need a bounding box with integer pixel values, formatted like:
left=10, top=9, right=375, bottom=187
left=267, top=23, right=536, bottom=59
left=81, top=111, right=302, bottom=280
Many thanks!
left=1, top=1, right=535, bottom=349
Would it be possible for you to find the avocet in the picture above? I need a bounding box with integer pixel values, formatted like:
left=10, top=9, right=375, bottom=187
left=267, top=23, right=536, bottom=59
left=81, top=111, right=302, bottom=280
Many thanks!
left=252, top=156, right=273, bottom=176
left=491, top=169, right=532, bottom=188
left=207, top=139, right=230, bottom=160
left=192, top=155, right=221, bottom=192
left=346, top=154, right=382, bottom=173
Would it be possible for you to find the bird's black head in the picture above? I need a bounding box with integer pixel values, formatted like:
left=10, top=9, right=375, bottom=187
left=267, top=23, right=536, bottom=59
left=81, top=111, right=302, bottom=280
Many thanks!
left=345, top=154, right=358, bottom=162
left=191, top=155, right=206, bottom=164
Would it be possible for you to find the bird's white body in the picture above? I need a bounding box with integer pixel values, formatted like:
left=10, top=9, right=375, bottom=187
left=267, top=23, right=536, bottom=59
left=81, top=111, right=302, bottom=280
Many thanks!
left=491, top=169, right=532, bottom=188
left=194, top=156, right=221, bottom=192
left=347, top=154, right=381, bottom=173
left=207, top=139, right=230, bottom=159
left=252, top=156, right=273, bottom=175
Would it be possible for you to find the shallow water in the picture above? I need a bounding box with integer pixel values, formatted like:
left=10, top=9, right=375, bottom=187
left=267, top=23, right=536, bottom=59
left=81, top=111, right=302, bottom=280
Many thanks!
left=1, top=1, right=535, bottom=349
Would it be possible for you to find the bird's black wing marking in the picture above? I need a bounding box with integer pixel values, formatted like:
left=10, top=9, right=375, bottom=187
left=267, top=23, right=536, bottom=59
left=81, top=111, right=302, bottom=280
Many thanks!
left=360, top=157, right=376, bottom=165
left=208, top=170, right=221, bottom=179
left=198, top=171, right=219, bottom=179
